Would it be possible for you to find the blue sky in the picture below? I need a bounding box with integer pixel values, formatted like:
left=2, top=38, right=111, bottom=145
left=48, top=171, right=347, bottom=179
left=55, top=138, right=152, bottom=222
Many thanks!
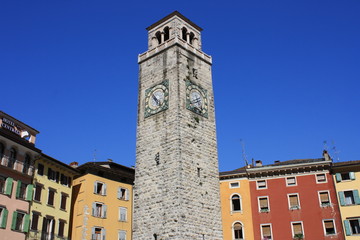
left=1, top=1, right=359, bottom=171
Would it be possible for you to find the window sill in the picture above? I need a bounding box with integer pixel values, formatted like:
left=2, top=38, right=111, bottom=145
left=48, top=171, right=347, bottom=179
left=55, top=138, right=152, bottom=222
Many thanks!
left=60, top=208, right=67, bottom=212
left=46, top=204, right=55, bottom=208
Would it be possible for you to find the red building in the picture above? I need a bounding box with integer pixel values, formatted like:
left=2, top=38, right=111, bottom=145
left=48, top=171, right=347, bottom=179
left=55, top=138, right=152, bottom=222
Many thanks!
left=248, top=156, right=344, bottom=239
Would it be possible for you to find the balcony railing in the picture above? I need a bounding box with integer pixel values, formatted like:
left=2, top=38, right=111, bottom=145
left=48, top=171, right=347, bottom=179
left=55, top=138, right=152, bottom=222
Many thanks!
left=28, top=230, right=68, bottom=240
left=0, top=155, right=34, bottom=176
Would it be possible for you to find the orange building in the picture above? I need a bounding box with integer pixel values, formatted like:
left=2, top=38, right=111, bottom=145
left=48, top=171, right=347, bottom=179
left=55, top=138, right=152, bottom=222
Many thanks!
left=220, top=167, right=254, bottom=240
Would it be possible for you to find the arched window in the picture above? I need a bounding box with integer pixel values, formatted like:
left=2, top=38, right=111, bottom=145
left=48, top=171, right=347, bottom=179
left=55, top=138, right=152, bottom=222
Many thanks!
left=23, top=154, right=31, bottom=174
left=233, top=222, right=243, bottom=240
left=155, top=31, right=161, bottom=44
left=189, top=32, right=195, bottom=44
left=8, top=148, right=16, bottom=168
left=232, top=194, right=241, bottom=211
left=182, top=27, right=188, bottom=41
left=163, top=27, right=170, bottom=41
left=0, top=143, right=4, bottom=159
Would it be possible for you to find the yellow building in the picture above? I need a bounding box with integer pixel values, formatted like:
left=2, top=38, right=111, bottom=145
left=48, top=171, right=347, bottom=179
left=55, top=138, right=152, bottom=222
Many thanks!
left=220, top=167, right=254, bottom=240
left=28, top=153, right=79, bottom=240
left=332, top=160, right=360, bottom=239
left=70, top=161, right=134, bottom=240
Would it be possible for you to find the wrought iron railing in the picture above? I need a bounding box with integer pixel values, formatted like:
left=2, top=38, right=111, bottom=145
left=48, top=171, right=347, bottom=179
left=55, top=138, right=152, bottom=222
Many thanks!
left=0, top=155, right=34, bottom=176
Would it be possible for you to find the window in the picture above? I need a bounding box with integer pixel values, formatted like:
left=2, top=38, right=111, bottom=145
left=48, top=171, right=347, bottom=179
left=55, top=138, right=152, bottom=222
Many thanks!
left=336, top=172, right=356, bottom=182
left=292, top=222, right=304, bottom=238
left=92, top=202, right=107, bottom=218
left=0, top=143, right=4, bottom=161
left=34, top=184, right=42, bottom=202
left=92, top=227, right=106, bottom=240
left=231, top=194, right=241, bottom=212
left=42, top=217, right=55, bottom=238
left=233, top=222, right=243, bottom=240
left=118, top=187, right=129, bottom=200
left=345, top=219, right=360, bottom=235
left=47, top=188, right=55, bottom=206
left=0, top=175, right=5, bottom=193
left=230, top=182, right=240, bottom=188
left=0, top=206, right=8, bottom=229
left=48, top=168, right=56, bottom=181
left=60, top=174, right=69, bottom=186
left=316, top=173, right=327, bottom=183
left=11, top=211, right=29, bottom=232
left=30, top=212, right=40, bottom=231
left=286, top=177, right=296, bottom=186
left=16, top=181, right=27, bottom=200
left=288, top=194, right=300, bottom=210
left=258, top=197, right=269, bottom=212
left=119, top=207, right=127, bottom=222
left=23, top=154, right=31, bottom=174
left=261, top=224, right=272, bottom=239
left=119, top=230, right=126, bottom=240
left=8, top=148, right=16, bottom=168
left=319, top=191, right=331, bottom=207
left=339, top=190, right=360, bottom=206
left=37, top=163, right=44, bottom=176
left=94, top=181, right=106, bottom=195
left=323, top=219, right=336, bottom=235
left=60, top=193, right=68, bottom=210
left=58, top=220, right=65, bottom=237
left=257, top=180, right=267, bottom=189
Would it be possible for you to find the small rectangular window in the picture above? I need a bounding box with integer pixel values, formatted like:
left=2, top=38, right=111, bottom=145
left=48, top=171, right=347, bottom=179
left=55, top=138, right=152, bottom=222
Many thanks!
left=34, top=184, right=42, bottom=202
left=257, top=180, right=267, bottom=189
left=316, top=173, right=327, bottom=183
left=48, top=168, right=56, bottom=181
left=119, top=207, right=127, bottom=222
left=286, top=177, right=296, bottom=186
left=118, top=187, right=129, bottom=201
left=319, top=191, right=331, bottom=207
left=261, top=224, right=272, bottom=239
left=94, top=181, right=106, bottom=196
left=47, top=188, right=55, bottom=206
left=58, top=220, right=65, bottom=237
left=60, top=193, right=67, bottom=210
left=0, top=175, right=6, bottom=194
left=37, top=164, right=44, bottom=176
left=119, top=230, right=126, bottom=240
left=92, top=227, right=105, bottom=240
left=288, top=194, right=300, bottom=210
left=258, top=197, right=269, bottom=212
left=92, top=202, right=107, bottom=218
left=230, top=182, right=240, bottom=188
left=11, top=211, right=29, bottom=232
left=30, top=212, right=40, bottom=231
left=16, top=181, right=27, bottom=200
left=323, top=219, right=336, bottom=235
left=348, top=219, right=360, bottom=235
left=292, top=222, right=304, bottom=238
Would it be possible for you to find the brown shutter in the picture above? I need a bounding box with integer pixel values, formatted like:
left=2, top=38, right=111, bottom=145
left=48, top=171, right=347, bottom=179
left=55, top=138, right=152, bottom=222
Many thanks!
left=289, top=195, right=299, bottom=207
left=262, top=225, right=271, bottom=237
left=293, top=223, right=302, bottom=234
left=325, top=220, right=334, bottom=229
left=259, top=198, right=268, bottom=208
left=320, top=192, right=329, bottom=202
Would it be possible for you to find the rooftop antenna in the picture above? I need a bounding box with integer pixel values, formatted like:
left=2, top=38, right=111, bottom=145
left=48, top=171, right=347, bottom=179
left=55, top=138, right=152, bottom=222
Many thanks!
left=331, top=140, right=340, bottom=162
left=240, top=139, right=249, bottom=166
left=323, top=140, right=329, bottom=151
left=93, top=149, right=97, bottom=161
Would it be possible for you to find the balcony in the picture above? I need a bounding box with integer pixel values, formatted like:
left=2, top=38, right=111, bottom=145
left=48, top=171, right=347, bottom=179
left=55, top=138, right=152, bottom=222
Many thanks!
left=28, top=230, right=68, bottom=240
left=0, top=155, right=34, bottom=176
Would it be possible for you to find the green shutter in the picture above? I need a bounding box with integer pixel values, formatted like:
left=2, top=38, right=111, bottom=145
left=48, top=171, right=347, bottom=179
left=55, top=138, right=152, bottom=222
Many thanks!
left=26, top=184, right=34, bottom=201
left=16, top=181, right=22, bottom=198
left=22, top=214, right=30, bottom=233
left=353, top=190, right=360, bottom=205
left=350, top=172, right=356, bottom=180
left=5, top=178, right=13, bottom=195
left=344, top=220, right=351, bottom=236
left=335, top=173, right=342, bottom=182
left=0, top=208, right=8, bottom=228
left=11, top=211, right=17, bottom=230
left=339, top=191, right=346, bottom=206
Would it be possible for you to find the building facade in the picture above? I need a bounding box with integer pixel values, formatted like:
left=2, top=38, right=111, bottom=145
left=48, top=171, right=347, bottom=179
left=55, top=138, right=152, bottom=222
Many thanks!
left=332, top=160, right=360, bottom=239
left=27, top=153, right=79, bottom=240
left=0, top=111, right=41, bottom=240
left=70, top=161, right=134, bottom=240
left=133, top=11, right=223, bottom=239
left=220, top=167, right=254, bottom=240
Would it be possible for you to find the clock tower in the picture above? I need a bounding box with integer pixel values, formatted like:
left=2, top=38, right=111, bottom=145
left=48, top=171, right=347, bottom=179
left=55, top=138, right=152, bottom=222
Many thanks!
left=133, top=11, right=223, bottom=240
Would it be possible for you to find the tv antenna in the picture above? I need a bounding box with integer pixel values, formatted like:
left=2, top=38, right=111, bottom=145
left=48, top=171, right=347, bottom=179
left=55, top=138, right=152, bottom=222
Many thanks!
left=240, top=139, right=249, bottom=166
left=331, top=140, right=340, bottom=162
left=93, top=149, right=97, bottom=161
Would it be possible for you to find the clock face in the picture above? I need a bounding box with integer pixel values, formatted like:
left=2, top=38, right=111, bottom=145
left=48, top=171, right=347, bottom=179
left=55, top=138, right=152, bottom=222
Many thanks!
left=186, top=80, right=208, bottom=118
left=145, top=80, right=169, bottom=117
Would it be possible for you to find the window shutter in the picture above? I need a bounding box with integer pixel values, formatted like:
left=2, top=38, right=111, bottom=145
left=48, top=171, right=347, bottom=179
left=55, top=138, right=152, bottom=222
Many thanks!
left=11, top=211, right=17, bottom=230
left=103, top=184, right=107, bottom=195
left=55, top=172, right=60, bottom=183
left=344, top=220, right=351, bottom=236
left=350, top=172, right=356, bottom=180
left=26, top=184, right=34, bottom=201
left=91, top=227, right=95, bottom=239
left=1, top=208, right=8, bottom=228
left=320, top=192, right=329, bottom=202
left=92, top=202, right=96, bottom=216
left=103, top=205, right=107, bottom=218
left=335, top=173, right=342, bottom=182
left=339, top=191, right=346, bottom=206
left=353, top=190, right=360, bottom=205
left=259, top=198, right=268, bottom=208
left=117, top=188, right=121, bottom=199
left=94, top=182, right=97, bottom=193
left=23, top=214, right=30, bottom=233
left=293, top=223, right=302, bottom=235
left=102, top=228, right=106, bottom=240
left=5, top=178, right=13, bottom=195
left=289, top=195, right=299, bottom=207
left=262, top=225, right=271, bottom=236
left=125, top=189, right=129, bottom=201
left=48, top=168, right=52, bottom=180
left=16, top=181, right=22, bottom=198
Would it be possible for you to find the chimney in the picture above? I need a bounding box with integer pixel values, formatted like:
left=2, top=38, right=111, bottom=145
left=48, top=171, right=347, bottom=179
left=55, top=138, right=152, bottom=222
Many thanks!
left=108, top=159, right=113, bottom=162
left=70, top=162, right=78, bottom=168
left=323, top=150, right=332, bottom=162
left=255, top=160, right=263, bottom=167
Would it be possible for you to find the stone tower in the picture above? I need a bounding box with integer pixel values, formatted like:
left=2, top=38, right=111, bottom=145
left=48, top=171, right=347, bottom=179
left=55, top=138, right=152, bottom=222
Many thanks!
left=133, top=11, right=223, bottom=240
